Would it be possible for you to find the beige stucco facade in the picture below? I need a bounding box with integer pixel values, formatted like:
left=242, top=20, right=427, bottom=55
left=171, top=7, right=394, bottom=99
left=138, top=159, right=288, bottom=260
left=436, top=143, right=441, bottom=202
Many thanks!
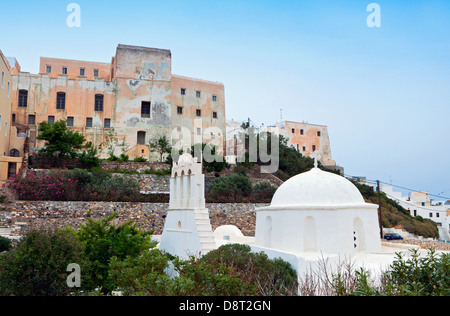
left=0, top=50, right=23, bottom=182
left=262, top=121, right=336, bottom=168
left=10, top=44, right=226, bottom=161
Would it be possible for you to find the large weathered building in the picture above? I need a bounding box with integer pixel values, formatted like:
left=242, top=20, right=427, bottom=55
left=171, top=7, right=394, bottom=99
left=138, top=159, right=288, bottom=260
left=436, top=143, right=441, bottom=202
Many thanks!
left=9, top=44, right=226, bottom=162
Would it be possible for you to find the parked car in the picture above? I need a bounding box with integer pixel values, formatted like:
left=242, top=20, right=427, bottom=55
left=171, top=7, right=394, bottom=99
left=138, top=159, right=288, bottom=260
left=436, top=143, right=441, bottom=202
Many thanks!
left=384, top=233, right=403, bottom=240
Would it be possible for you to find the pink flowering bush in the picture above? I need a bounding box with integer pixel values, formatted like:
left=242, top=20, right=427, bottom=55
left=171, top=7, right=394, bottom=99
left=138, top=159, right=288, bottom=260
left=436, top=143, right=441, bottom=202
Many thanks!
left=6, top=168, right=168, bottom=202
left=7, top=170, right=78, bottom=201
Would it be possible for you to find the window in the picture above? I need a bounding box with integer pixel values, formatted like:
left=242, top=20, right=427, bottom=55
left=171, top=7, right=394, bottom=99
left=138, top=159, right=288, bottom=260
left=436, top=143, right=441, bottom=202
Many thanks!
left=177, top=106, right=183, bottom=115
left=18, top=90, right=28, bottom=107
left=213, top=112, right=218, bottom=119
left=437, top=213, right=440, bottom=218
left=10, top=149, right=20, bottom=157
left=86, top=117, right=93, bottom=127
left=312, top=145, right=316, bottom=152
left=300, top=129, right=304, bottom=135
left=196, top=91, right=201, bottom=98
left=62, top=67, right=68, bottom=75
left=1, top=71, right=4, bottom=88
left=141, top=101, right=151, bottom=118
left=196, top=109, right=202, bottom=117
left=212, top=95, right=217, bottom=102
left=80, top=68, right=85, bottom=76
left=292, top=128, right=295, bottom=133
left=302, top=146, right=306, bottom=151
left=28, top=115, right=36, bottom=125
left=181, top=88, right=186, bottom=95
left=95, top=94, right=104, bottom=111
left=94, top=69, right=99, bottom=77
left=11, top=114, right=15, bottom=123
left=46, top=66, right=52, bottom=73
left=56, top=92, right=66, bottom=109
left=48, top=116, right=55, bottom=126
left=429, top=213, right=433, bottom=218
left=4, top=122, right=6, bottom=136
left=67, top=116, right=74, bottom=127
left=317, top=131, right=321, bottom=137
left=104, top=118, right=111, bottom=128
left=137, top=131, right=146, bottom=145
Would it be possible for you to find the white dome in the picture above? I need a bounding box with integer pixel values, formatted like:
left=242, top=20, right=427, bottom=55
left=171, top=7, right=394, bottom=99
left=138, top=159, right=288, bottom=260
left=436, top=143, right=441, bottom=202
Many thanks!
left=270, top=168, right=366, bottom=207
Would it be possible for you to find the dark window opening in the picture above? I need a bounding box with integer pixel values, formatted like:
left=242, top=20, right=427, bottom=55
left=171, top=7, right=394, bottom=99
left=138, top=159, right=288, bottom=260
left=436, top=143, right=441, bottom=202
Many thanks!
left=28, top=115, right=36, bottom=125
left=18, top=90, right=28, bottom=107
left=67, top=116, right=74, bottom=127
left=46, top=66, right=52, bottom=73
left=212, top=95, right=217, bottom=102
left=94, top=69, right=99, bottom=77
left=141, top=101, right=151, bottom=118
left=317, top=131, right=321, bottom=137
left=48, top=116, right=55, bottom=126
left=80, top=68, right=85, bottom=76
left=86, top=117, right=93, bottom=127
left=213, top=112, right=218, bottom=119
left=62, top=67, right=68, bottom=75
left=312, top=145, right=316, bottom=152
left=10, top=149, right=20, bottom=157
left=181, top=88, right=186, bottom=95
left=95, top=94, right=104, bottom=111
left=56, top=92, right=66, bottom=110
left=177, top=106, right=183, bottom=115
left=196, top=91, right=201, bottom=98
left=196, top=109, right=202, bottom=117
left=104, top=118, right=111, bottom=128
left=300, top=129, right=304, bottom=135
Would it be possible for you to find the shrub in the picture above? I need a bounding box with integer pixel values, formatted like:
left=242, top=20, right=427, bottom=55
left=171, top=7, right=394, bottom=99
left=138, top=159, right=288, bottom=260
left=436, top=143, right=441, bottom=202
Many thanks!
left=208, top=174, right=252, bottom=202
left=200, top=244, right=298, bottom=296
left=133, top=156, right=147, bottom=162
left=77, top=213, right=153, bottom=293
left=252, top=181, right=277, bottom=203
left=0, top=229, right=90, bottom=296
left=109, top=249, right=258, bottom=296
left=0, top=236, right=11, bottom=252
left=7, top=170, right=78, bottom=201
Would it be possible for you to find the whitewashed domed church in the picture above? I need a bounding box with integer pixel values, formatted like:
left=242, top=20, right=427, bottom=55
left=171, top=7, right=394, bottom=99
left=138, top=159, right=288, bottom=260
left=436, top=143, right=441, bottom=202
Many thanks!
left=158, top=153, right=431, bottom=280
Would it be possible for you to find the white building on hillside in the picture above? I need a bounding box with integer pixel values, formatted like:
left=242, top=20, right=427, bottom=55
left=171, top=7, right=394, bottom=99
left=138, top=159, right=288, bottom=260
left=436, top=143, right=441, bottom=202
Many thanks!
left=381, top=184, right=450, bottom=242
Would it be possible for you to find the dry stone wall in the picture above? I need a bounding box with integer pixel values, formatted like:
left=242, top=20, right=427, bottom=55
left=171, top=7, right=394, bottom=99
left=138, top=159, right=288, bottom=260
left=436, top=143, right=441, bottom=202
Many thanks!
left=6, top=201, right=269, bottom=237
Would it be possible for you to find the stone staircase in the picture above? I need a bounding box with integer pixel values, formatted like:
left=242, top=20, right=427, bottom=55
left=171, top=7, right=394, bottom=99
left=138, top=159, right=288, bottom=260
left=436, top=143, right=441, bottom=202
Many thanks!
left=194, top=209, right=216, bottom=254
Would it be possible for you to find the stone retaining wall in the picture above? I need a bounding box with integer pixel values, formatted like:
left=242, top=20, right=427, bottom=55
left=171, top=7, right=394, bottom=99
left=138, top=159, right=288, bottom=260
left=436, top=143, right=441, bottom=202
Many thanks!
left=6, top=201, right=269, bottom=237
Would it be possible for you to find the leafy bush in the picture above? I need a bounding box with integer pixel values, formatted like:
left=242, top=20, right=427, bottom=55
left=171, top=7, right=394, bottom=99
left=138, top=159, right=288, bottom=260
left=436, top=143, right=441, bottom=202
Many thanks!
left=0, top=236, right=11, bottom=252
left=108, top=248, right=258, bottom=296
left=7, top=168, right=153, bottom=202
left=7, top=170, right=78, bottom=201
left=208, top=174, right=252, bottom=202
left=252, top=181, right=277, bottom=203
left=133, top=156, right=147, bottom=162
left=0, top=229, right=90, bottom=296
left=200, top=244, right=298, bottom=296
left=77, top=213, right=153, bottom=293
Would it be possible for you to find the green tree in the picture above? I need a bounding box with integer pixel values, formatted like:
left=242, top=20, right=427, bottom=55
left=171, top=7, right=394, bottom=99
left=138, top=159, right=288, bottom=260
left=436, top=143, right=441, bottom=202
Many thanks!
left=37, top=120, right=88, bottom=159
left=149, top=136, right=171, bottom=162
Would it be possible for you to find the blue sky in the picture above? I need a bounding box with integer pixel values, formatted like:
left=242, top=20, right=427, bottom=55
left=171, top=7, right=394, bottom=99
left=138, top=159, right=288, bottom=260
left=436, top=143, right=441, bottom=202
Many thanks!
left=1, top=0, right=449, bottom=198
